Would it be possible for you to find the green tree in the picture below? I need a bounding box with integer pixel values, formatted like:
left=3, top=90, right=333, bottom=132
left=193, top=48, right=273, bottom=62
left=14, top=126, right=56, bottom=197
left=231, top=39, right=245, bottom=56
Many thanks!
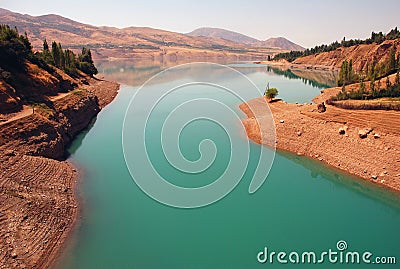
left=359, top=78, right=365, bottom=95
left=386, top=76, right=391, bottom=89
left=395, top=70, right=400, bottom=85
left=338, top=60, right=349, bottom=86
left=371, top=79, right=379, bottom=98
left=264, top=87, right=278, bottom=100
left=0, top=24, right=33, bottom=68
left=78, top=47, right=98, bottom=76
left=51, top=41, right=66, bottom=69
left=338, top=60, right=358, bottom=86
left=367, top=61, right=376, bottom=81
left=41, top=39, right=53, bottom=64
left=58, top=43, right=65, bottom=70
left=348, top=59, right=353, bottom=78
left=64, top=49, right=77, bottom=76
left=397, top=53, right=400, bottom=71
left=370, top=77, right=375, bottom=93
left=388, top=45, right=397, bottom=73
left=51, top=41, right=60, bottom=67
left=377, top=79, right=382, bottom=91
left=43, top=39, right=49, bottom=51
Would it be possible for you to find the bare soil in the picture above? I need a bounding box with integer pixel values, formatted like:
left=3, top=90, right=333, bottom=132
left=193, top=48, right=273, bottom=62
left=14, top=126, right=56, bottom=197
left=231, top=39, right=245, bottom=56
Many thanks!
left=0, top=78, right=119, bottom=269
left=240, top=95, right=400, bottom=193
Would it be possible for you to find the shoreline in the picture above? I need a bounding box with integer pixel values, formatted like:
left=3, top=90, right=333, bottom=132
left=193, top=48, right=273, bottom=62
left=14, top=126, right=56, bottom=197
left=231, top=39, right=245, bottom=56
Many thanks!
left=50, top=158, right=86, bottom=269
left=253, top=60, right=340, bottom=71
left=0, top=78, right=120, bottom=268
left=240, top=92, right=400, bottom=194
left=50, top=79, right=120, bottom=268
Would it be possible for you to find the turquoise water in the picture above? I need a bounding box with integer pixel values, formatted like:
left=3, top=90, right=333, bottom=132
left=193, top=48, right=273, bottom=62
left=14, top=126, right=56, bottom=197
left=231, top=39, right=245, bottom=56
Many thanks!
left=58, top=62, right=400, bottom=269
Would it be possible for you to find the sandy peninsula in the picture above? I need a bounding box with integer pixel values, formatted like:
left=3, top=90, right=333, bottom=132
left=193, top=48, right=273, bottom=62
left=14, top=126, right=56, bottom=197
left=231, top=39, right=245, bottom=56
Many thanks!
left=240, top=89, right=400, bottom=193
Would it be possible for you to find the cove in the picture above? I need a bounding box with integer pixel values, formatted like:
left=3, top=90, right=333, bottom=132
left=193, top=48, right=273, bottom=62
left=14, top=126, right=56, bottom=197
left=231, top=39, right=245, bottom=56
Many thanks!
left=57, top=61, right=400, bottom=269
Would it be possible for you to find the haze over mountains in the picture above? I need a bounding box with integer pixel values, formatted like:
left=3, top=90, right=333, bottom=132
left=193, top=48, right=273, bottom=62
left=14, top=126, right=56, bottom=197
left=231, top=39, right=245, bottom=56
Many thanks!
left=0, top=8, right=304, bottom=61
left=188, top=27, right=305, bottom=51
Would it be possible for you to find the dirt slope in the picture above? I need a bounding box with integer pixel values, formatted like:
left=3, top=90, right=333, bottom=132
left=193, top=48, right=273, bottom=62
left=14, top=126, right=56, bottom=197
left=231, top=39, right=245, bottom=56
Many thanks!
left=293, top=39, right=400, bottom=71
left=0, top=72, right=119, bottom=268
left=240, top=96, right=400, bottom=193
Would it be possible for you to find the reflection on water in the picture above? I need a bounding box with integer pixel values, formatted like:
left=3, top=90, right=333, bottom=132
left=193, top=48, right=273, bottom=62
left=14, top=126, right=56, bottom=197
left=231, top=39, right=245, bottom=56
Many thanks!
left=267, top=66, right=338, bottom=88
left=96, top=59, right=338, bottom=91
left=278, top=150, right=400, bottom=210
left=96, top=58, right=230, bottom=86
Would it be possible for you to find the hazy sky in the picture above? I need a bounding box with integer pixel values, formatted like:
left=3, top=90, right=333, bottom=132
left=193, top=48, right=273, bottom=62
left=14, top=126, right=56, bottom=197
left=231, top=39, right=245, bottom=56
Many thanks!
left=1, top=0, right=399, bottom=47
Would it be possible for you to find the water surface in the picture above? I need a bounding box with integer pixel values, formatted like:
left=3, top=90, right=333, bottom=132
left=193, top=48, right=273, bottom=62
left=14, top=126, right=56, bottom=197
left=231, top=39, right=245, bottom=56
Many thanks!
left=59, top=61, right=400, bottom=269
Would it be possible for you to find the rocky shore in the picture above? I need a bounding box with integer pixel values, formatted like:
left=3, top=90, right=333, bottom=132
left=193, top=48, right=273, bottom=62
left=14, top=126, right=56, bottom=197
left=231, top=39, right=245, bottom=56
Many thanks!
left=240, top=93, right=400, bottom=193
left=0, top=78, right=119, bottom=268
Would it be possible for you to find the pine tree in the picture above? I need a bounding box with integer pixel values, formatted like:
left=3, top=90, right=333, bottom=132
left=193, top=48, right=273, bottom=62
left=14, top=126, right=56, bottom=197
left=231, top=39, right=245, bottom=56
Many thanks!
left=0, top=25, right=33, bottom=67
left=42, top=39, right=53, bottom=64
left=78, top=47, right=98, bottom=76
left=388, top=45, right=397, bottom=73
left=43, top=39, right=49, bottom=52
left=372, top=79, right=378, bottom=98
left=51, top=41, right=60, bottom=67
left=58, top=43, right=65, bottom=70
left=367, top=62, right=376, bottom=81
left=338, top=60, right=348, bottom=86
left=64, top=49, right=77, bottom=75
left=370, top=77, right=375, bottom=93
left=386, top=76, right=391, bottom=89
left=359, top=78, right=365, bottom=94
left=397, top=53, right=400, bottom=71
left=348, top=59, right=353, bottom=80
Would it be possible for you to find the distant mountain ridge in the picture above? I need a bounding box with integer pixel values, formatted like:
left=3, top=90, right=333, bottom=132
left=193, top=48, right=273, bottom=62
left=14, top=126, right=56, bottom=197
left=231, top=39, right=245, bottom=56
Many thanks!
left=187, top=27, right=259, bottom=45
left=258, top=37, right=305, bottom=51
left=187, top=27, right=305, bottom=51
left=0, top=8, right=289, bottom=61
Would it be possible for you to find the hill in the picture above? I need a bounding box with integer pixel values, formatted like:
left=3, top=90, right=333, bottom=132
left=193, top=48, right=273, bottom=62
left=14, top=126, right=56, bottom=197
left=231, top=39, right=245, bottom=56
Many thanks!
left=0, top=23, right=120, bottom=269
left=257, top=37, right=305, bottom=51
left=273, top=27, right=400, bottom=71
left=0, top=24, right=100, bottom=113
left=187, top=27, right=259, bottom=45
left=292, top=39, right=400, bottom=71
left=187, top=27, right=305, bottom=51
left=0, top=8, right=287, bottom=61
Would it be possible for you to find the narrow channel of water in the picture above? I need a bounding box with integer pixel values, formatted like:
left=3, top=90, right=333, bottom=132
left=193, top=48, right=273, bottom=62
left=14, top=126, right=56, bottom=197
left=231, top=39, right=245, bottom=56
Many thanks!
left=58, top=62, right=400, bottom=269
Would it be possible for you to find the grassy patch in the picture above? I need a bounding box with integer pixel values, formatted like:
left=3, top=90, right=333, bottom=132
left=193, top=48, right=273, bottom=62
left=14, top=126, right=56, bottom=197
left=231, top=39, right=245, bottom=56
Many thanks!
left=71, top=88, right=87, bottom=97
left=328, top=98, right=400, bottom=111
left=31, top=103, right=55, bottom=118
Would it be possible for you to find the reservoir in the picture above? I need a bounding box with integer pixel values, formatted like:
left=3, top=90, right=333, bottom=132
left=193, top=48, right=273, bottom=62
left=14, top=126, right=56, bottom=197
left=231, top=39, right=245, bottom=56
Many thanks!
left=58, top=61, right=400, bottom=269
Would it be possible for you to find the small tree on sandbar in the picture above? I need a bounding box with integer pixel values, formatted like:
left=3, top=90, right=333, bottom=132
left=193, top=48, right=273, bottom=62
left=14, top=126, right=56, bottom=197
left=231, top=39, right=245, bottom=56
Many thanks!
left=264, top=83, right=278, bottom=102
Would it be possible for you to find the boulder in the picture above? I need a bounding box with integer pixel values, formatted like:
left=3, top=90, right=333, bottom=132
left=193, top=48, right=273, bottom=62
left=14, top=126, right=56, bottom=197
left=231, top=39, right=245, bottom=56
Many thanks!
left=338, top=126, right=348, bottom=135
left=317, top=102, right=326, bottom=113
left=358, top=128, right=373, bottom=139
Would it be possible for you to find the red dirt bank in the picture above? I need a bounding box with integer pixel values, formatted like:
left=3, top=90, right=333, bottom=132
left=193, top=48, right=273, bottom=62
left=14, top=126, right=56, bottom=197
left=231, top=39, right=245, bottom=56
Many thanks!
left=240, top=95, right=400, bottom=193
left=0, top=78, right=119, bottom=269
